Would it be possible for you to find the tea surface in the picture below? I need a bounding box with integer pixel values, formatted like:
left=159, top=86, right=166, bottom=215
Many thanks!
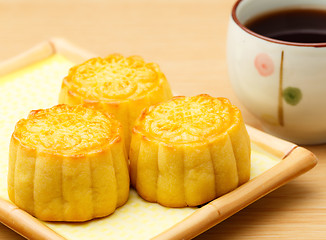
left=245, top=8, right=326, bottom=43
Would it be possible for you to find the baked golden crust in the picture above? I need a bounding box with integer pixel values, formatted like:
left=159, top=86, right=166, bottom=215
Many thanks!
left=13, top=104, right=121, bottom=155
left=59, top=54, right=173, bottom=151
left=8, top=104, right=129, bottom=222
left=130, top=94, right=251, bottom=207
left=62, top=54, right=163, bottom=100
left=135, top=95, right=241, bottom=144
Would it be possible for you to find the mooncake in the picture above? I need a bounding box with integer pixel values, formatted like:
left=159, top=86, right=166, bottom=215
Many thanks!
left=130, top=94, right=251, bottom=207
left=59, top=54, right=173, bottom=151
left=8, top=104, right=129, bottom=221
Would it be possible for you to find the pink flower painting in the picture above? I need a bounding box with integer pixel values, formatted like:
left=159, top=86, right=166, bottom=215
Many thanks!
left=254, top=53, right=274, bottom=76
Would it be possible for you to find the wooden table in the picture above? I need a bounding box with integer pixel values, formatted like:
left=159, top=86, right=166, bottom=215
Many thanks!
left=0, top=0, right=325, bottom=239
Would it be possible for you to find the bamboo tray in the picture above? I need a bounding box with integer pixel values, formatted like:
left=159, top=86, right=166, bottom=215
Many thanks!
left=0, top=39, right=318, bottom=240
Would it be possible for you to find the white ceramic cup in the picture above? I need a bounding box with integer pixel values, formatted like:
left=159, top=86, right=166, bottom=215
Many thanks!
left=227, top=0, right=326, bottom=145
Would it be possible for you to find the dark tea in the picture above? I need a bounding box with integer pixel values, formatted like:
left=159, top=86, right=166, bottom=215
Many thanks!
left=245, top=8, right=326, bottom=43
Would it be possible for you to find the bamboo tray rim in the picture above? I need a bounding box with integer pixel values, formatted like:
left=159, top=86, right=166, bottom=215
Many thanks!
left=0, top=39, right=318, bottom=240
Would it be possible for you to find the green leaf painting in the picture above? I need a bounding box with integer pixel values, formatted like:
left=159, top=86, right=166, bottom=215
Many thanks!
left=283, top=87, right=302, bottom=106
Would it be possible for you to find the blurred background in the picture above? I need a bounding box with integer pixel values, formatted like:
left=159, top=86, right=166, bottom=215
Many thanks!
left=0, top=0, right=237, bottom=105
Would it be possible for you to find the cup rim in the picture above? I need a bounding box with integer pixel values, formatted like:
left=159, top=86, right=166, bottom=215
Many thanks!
left=232, top=0, right=326, bottom=47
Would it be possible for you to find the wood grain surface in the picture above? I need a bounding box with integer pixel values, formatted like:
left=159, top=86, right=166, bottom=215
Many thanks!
left=0, top=0, right=325, bottom=239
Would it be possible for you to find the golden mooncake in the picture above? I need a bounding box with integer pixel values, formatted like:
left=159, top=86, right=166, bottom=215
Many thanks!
left=59, top=54, right=173, bottom=151
left=8, top=104, right=129, bottom=222
left=130, top=94, right=251, bottom=207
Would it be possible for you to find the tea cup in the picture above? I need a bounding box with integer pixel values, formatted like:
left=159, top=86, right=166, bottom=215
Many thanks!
left=227, top=0, right=326, bottom=145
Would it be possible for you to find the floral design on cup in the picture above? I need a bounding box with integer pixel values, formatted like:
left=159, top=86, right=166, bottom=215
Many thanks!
left=254, top=53, right=274, bottom=76
left=283, top=87, right=302, bottom=106
left=277, top=52, right=302, bottom=127
left=278, top=51, right=285, bottom=126
left=254, top=52, right=303, bottom=126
